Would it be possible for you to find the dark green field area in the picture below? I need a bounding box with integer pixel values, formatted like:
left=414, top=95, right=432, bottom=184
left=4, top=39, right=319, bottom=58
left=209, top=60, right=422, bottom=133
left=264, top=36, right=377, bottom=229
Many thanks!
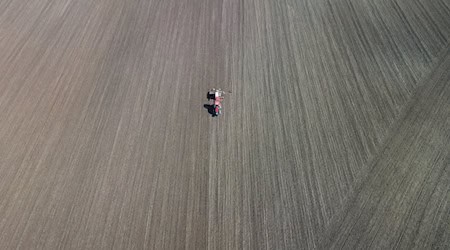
left=0, top=0, right=449, bottom=249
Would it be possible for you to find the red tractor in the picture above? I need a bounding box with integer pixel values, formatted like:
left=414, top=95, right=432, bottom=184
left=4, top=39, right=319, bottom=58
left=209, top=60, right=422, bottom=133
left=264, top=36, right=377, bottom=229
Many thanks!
left=207, top=88, right=227, bottom=116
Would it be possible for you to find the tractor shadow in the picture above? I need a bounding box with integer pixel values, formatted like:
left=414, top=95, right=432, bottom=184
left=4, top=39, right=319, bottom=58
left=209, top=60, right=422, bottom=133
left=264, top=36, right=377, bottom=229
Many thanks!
left=206, top=92, right=215, bottom=100
left=205, top=91, right=217, bottom=117
left=203, top=104, right=216, bottom=117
